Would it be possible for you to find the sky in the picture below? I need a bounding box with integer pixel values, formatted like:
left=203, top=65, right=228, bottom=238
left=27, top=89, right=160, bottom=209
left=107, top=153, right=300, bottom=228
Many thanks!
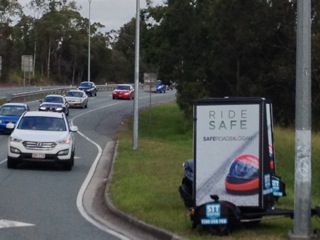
left=17, top=0, right=165, bottom=32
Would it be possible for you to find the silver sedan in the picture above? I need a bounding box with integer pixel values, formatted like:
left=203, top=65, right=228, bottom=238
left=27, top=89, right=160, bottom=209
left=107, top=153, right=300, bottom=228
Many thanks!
left=65, top=89, right=89, bottom=108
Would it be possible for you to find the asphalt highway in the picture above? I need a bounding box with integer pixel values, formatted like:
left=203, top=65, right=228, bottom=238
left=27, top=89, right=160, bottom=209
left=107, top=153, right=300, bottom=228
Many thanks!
left=0, top=89, right=181, bottom=240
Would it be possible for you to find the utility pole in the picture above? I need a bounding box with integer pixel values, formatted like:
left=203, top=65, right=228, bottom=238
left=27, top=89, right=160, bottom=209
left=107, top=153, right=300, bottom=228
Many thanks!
left=88, top=0, right=92, bottom=82
left=289, top=0, right=313, bottom=239
left=132, top=0, right=140, bottom=150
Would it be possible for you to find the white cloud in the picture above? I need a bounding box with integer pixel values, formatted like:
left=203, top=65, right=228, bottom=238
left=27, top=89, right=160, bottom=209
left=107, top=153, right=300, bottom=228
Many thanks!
left=17, top=0, right=165, bottom=32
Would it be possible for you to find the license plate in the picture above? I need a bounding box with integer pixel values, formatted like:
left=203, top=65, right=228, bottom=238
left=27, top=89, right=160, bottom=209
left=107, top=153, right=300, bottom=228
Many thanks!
left=32, top=153, right=45, bottom=159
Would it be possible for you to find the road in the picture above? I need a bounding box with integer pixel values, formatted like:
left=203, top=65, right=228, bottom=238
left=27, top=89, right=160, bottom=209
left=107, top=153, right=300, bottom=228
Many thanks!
left=0, top=89, right=176, bottom=240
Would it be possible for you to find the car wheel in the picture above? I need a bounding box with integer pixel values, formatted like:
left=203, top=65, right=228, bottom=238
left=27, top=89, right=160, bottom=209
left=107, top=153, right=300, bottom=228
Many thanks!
left=64, top=162, right=72, bottom=171
left=7, top=157, right=17, bottom=169
left=63, top=158, right=74, bottom=171
left=85, top=102, right=88, bottom=108
left=64, top=152, right=74, bottom=171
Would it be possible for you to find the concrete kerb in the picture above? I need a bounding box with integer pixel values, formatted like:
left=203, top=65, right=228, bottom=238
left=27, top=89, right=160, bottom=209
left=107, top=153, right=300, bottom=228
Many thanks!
left=103, top=141, right=186, bottom=240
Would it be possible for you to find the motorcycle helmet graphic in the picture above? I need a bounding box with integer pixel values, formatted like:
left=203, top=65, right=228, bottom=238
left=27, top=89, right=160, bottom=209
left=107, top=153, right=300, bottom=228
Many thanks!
left=225, top=154, right=259, bottom=195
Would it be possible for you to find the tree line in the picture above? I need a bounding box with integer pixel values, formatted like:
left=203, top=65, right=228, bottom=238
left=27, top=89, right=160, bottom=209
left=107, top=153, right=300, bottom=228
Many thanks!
left=1, top=0, right=320, bottom=128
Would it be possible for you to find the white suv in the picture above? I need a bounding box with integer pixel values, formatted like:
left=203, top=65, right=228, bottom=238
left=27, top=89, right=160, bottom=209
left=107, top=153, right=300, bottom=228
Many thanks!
left=7, top=111, right=78, bottom=170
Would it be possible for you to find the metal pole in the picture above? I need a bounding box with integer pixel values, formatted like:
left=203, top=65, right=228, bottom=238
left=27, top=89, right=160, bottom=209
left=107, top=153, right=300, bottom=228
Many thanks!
left=289, top=0, right=312, bottom=239
left=88, top=0, right=92, bottom=82
left=132, top=0, right=140, bottom=150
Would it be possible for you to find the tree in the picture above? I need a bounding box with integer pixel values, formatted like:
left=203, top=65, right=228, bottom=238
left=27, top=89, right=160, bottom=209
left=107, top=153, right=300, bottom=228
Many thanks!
left=111, top=20, right=139, bottom=83
left=0, top=0, right=23, bottom=82
left=141, top=0, right=300, bottom=126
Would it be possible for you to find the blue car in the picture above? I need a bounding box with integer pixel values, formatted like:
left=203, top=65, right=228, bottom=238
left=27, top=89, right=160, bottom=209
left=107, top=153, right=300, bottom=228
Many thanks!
left=156, top=80, right=166, bottom=93
left=78, top=81, right=97, bottom=96
left=0, top=103, right=30, bottom=134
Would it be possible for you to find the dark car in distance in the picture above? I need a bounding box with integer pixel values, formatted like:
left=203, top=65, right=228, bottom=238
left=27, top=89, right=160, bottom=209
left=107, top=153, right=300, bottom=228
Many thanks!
left=78, top=81, right=97, bottom=97
left=39, top=94, right=69, bottom=116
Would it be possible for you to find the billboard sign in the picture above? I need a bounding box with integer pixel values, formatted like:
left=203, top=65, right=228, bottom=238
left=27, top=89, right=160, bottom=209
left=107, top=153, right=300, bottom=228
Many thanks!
left=194, top=98, right=273, bottom=208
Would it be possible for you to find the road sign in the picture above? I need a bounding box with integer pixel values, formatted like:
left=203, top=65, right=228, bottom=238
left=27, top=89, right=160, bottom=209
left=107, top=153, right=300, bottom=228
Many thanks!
left=21, top=55, right=33, bottom=72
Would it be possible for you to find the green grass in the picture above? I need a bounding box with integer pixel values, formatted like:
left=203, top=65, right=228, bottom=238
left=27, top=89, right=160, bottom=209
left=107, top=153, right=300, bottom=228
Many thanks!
left=0, top=98, right=7, bottom=105
left=109, top=103, right=320, bottom=239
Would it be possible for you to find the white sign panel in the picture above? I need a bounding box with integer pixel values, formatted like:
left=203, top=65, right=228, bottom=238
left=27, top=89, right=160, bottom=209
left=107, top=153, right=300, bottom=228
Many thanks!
left=195, top=103, right=260, bottom=207
left=21, top=55, right=33, bottom=72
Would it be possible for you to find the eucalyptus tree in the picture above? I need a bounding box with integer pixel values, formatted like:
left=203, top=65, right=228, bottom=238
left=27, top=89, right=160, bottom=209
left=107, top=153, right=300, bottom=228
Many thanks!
left=27, top=0, right=82, bottom=83
left=143, top=0, right=211, bottom=117
left=111, top=19, right=140, bottom=83
left=89, top=30, right=113, bottom=83
left=27, top=0, right=53, bottom=77
left=0, top=0, right=22, bottom=25
left=0, top=0, right=23, bottom=82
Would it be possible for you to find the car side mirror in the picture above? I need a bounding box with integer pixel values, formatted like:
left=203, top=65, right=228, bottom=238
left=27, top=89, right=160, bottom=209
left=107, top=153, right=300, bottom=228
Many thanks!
left=70, top=126, right=78, bottom=132
left=6, top=122, right=15, bottom=129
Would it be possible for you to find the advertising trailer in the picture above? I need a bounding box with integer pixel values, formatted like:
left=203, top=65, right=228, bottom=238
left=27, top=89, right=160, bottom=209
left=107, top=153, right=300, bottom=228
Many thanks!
left=184, top=97, right=289, bottom=234
left=179, top=97, right=320, bottom=235
left=194, top=97, right=274, bottom=209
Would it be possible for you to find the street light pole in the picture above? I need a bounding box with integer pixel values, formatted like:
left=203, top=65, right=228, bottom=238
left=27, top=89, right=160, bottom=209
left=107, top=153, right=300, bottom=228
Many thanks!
left=289, top=0, right=313, bottom=239
left=132, top=0, right=140, bottom=150
left=88, top=0, right=92, bottom=82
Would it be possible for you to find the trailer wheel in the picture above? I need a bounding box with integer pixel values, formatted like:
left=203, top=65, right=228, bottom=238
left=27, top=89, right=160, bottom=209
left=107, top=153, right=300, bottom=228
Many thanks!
left=207, top=224, right=231, bottom=236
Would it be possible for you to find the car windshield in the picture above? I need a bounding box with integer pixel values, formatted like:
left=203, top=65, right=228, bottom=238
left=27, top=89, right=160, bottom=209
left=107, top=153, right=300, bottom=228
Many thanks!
left=43, top=96, right=63, bottom=103
left=17, top=116, right=66, bottom=131
left=66, top=91, right=83, bottom=98
left=80, top=82, right=92, bottom=87
left=0, top=106, right=26, bottom=116
left=117, top=85, right=130, bottom=90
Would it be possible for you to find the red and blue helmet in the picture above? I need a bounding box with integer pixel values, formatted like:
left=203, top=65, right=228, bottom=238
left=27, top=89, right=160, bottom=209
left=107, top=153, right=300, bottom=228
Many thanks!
left=225, top=154, right=259, bottom=195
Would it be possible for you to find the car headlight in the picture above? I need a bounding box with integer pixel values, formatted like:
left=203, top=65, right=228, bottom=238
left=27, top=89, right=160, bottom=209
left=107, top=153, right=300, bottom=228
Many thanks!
left=57, top=136, right=71, bottom=144
left=39, top=106, right=47, bottom=110
left=9, top=136, right=23, bottom=143
left=55, top=107, right=63, bottom=111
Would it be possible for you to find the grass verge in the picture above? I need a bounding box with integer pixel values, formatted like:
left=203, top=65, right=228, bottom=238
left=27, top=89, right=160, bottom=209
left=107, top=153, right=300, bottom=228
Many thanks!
left=109, top=103, right=320, bottom=239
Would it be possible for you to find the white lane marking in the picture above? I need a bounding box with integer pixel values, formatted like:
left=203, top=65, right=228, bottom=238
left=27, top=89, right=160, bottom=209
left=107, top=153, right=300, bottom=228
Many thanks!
left=71, top=102, right=131, bottom=240
left=0, top=219, right=34, bottom=229
left=1, top=157, right=81, bottom=164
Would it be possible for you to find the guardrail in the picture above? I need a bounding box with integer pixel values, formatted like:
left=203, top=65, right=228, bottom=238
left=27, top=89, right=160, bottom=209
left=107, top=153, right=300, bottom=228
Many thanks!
left=0, top=84, right=117, bottom=104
